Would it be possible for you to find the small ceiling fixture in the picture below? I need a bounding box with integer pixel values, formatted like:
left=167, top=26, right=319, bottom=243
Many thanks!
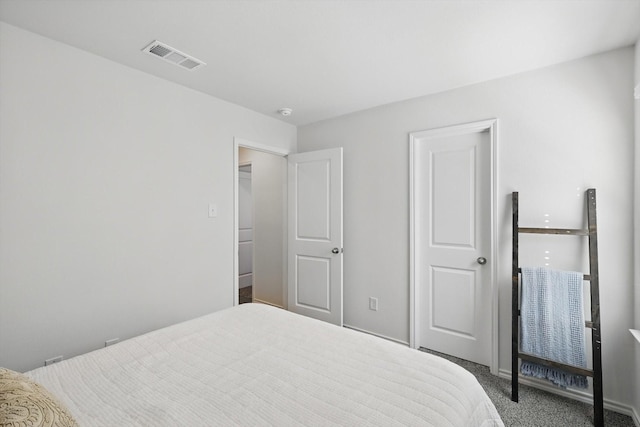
left=278, top=108, right=293, bottom=117
left=142, top=40, right=206, bottom=71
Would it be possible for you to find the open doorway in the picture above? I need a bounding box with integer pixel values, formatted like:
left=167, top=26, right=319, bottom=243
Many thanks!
left=234, top=138, right=288, bottom=308
left=238, top=163, right=253, bottom=303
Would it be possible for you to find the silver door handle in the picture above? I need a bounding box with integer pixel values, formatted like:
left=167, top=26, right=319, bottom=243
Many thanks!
left=332, top=248, right=341, bottom=254
left=477, top=257, right=487, bottom=265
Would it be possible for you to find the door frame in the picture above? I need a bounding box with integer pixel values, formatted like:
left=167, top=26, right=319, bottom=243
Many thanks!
left=233, top=137, right=290, bottom=307
left=409, top=119, right=499, bottom=374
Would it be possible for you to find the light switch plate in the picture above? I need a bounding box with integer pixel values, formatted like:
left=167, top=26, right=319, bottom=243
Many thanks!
left=208, top=203, right=218, bottom=218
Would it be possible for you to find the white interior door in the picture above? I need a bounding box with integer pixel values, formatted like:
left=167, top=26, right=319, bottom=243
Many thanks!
left=288, top=148, right=343, bottom=326
left=412, top=122, right=494, bottom=366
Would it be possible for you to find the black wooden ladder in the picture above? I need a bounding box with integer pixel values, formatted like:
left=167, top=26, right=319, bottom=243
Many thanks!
left=511, top=188, right=603, bottom=427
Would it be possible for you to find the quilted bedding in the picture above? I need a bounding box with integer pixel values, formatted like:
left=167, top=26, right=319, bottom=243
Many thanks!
left=26, top=303, right=503, bottom=426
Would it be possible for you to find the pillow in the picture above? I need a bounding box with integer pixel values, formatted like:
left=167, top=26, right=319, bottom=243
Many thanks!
left=0, top=367, right=78, bottom=427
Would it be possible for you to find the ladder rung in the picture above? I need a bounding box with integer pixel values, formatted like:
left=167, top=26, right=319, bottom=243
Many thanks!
left=518, top=310, right=593, bottom=329
left=517, top=268, right=590, bottom=281
left=518, top=352, right=594, bottom=377
left=518, top=227, right=589, bottom=236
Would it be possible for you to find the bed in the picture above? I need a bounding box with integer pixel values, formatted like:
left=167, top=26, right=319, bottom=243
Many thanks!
left=8, top=303, right=503, bottom=426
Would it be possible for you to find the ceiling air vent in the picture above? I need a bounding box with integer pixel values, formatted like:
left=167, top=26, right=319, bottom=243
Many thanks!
left=142, top=40, right=206, bottom=71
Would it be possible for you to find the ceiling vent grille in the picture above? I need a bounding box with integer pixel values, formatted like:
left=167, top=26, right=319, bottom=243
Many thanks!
left=142, top=40, right=206, bottom=71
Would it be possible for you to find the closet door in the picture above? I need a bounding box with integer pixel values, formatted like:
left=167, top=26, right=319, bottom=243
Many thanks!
left=412, top=122, right=494, bottom=367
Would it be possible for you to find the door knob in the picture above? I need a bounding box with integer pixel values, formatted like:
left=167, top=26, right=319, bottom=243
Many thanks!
left=477, top=257, right=487, bottom=265
left=332, top=248, right=341, bottom=254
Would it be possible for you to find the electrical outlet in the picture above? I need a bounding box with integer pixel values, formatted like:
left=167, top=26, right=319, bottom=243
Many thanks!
left=369, top=297, right=378, bottom=311
left=44, top=355, right=63, bottom=366
left=105, top=338, right=120, bottom=347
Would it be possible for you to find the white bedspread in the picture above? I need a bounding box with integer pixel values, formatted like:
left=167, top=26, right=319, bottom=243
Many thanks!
left=27, top=304, right=503, bottom=426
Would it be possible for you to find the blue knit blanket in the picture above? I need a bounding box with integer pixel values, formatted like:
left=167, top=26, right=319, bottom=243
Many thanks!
left=520, top=267, right=588, bottom=389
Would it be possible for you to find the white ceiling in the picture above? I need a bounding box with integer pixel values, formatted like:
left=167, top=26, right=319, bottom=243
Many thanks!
left=1, top=0, right=639, bottom=126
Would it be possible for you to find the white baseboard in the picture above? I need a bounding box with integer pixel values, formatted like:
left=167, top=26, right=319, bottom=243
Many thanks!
left=631, top=405, right=640, bottom=427
left=343, top=324, right=410, bottom=346
left=498, top=369, right=637, bottom=423
left=251, top=298, right=283, bottom=309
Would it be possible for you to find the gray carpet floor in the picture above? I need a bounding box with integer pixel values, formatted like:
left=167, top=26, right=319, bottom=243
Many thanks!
left=420, top=349, right=635, bottom=427
left=239, top=285, right=252, bottom=304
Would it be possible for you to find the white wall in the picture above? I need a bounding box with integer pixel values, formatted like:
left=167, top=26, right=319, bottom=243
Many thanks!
left=0, top=23, right=296, bottom=372
left=238, top=147, right=286, bottom=307
left=299, top=47, right=636, bottom=410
